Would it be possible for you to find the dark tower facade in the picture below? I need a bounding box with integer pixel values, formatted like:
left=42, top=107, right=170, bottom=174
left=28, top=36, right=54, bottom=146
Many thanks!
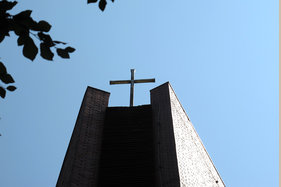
left=56, top=82, right=224, bottom=187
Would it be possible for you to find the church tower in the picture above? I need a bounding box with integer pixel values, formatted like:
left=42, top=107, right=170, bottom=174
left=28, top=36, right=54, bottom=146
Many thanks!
left=56, top=82, right=225, bottom=187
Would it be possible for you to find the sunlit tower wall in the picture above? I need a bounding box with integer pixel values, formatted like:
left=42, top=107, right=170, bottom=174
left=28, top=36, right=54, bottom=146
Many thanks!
left=151, top=82, right=224, bottom=186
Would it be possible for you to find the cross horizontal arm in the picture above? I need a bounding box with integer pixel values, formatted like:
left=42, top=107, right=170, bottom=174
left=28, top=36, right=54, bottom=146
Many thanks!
left=110, top=78, right=155, bottom=85
left=110, top=80, right=131, bottom=85
left=134, top=79, right=155, bottom=83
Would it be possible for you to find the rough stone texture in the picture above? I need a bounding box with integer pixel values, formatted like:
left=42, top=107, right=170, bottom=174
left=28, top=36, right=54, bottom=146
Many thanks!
left=151, top=82, right=225, bottom=187
left=168, top=84, right=225, bottom=187
left=98, top=105, right=155, bottom=187
left=56, top=87, right=110, bottom=187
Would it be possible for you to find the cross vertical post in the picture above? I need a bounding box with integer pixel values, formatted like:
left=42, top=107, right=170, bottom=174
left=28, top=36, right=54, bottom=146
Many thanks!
left=109, top=69, right=155, bottom=107
left=130, top=69, right=135, bottom=107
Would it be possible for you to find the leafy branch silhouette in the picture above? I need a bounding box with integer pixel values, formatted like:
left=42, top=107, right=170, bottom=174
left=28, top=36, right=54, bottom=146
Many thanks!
left=0, top=0, right=114, bottom=99
left=0, top=0, right=77, bottom=98
left=88, top=0, right=115, bottom=11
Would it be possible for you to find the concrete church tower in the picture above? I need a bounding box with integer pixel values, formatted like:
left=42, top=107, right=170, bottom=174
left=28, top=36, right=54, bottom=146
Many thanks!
left=56, top=82, right=225, bottom=187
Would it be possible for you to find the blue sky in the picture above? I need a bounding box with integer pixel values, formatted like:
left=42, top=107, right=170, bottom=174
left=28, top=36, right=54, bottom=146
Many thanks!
left=0, top=0, right=278, bottom=186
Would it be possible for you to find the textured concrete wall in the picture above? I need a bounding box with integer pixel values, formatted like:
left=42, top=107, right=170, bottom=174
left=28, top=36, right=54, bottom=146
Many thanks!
left=151, top=82, right=225, bottom=187
left=56, top=87, right=109, bottom=187
left=168, top=84, right=225, bottom=187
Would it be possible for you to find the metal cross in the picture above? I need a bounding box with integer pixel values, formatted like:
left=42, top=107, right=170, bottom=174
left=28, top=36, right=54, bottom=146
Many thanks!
left=109, top=69, right=155, bottom=107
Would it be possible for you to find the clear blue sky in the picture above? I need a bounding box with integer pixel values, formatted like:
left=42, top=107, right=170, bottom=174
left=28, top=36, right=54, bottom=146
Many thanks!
left=0, top=0, right=278, bottom=186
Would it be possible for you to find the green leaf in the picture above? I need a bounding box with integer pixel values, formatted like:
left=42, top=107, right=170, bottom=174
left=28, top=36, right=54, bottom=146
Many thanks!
left=23, top=37, right=38, bottom=61
left=87, top=0, right=98, bottom=3
left=99, top=0, right=107, bottom=11
left=65, top=47, right=75, bottom=53
left=0, top=87, right=6, bottom=98
left=0, top=73, right=15, bottom=84
left=40, top=43, right=54, bottom=61
left=56, top=48, right=69, bottom=59
left=0, top=62, right=7, bottom=74
left=7, top=86, right=16, bottom=92
left=37, top=20, right=51, bottom=32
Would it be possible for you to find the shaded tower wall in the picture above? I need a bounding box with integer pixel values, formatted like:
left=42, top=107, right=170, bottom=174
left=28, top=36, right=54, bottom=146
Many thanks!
left=151, top=82, right=225, bottom=187
left=98, top=105, right=155, bottom=187
left=56, top=87, right=110, bottom=187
